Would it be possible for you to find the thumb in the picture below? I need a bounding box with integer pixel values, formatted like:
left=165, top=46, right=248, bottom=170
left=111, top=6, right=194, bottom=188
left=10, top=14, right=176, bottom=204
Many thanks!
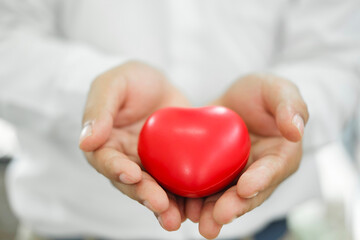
left=262, top=74, right=309, bottom=142
left=79, top=71, right=127, bottom=152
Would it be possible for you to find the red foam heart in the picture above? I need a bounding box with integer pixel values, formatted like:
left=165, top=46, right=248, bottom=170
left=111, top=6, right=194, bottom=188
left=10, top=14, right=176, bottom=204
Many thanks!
left=138, top=106, right=251, bottom=198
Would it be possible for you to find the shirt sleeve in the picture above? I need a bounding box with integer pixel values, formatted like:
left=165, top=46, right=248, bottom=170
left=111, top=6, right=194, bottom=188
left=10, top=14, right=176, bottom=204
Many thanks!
left=0, top=0, right=128, bottom=135
left=270, top=0, right=360, bottom=151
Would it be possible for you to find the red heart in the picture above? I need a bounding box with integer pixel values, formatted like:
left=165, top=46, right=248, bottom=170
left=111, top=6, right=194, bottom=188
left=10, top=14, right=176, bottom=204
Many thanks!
left=138, top=106, right=251, bottom=198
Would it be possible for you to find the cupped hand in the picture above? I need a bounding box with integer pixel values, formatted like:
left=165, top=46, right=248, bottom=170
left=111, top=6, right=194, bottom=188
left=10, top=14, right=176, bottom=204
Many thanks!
left=185, top=74, right=309, bottom=239
left=79, top=61, right=190, bottom=231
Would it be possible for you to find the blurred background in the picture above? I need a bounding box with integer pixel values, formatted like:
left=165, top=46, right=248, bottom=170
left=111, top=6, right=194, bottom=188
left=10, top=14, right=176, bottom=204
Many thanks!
left=1, top=108, right=360, bottom=239
left=0, top=0, right=359, bottom=238
left=0, top=119, right=18, bottom=239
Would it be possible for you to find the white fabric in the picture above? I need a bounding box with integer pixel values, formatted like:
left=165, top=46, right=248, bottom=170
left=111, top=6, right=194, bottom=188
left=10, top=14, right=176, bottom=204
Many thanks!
left=0, top=0, right=359, bottom=239
left=0, top=118, right=17, bottom=158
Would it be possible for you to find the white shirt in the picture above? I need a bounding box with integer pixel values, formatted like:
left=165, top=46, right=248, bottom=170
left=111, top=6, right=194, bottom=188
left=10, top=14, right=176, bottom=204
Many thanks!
left=0, top=0, right=359, bottom=239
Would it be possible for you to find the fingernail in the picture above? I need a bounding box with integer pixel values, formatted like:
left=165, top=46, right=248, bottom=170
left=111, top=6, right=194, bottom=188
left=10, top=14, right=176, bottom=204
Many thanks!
left=79, top=121, right=93, bottom=144
left=245, top=192, right=259, bottom=199
left=292, top=114, right=304, bottom=137
left=157, top=216, right=164, bottom=228
left=119, top=173, right=136, bottom=184
left=143, top=201, right=153, bottom=211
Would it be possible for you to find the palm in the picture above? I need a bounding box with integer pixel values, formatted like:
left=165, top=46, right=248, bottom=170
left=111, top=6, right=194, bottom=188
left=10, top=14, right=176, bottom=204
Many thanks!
left=186, top=132, right=302, bottom=239
left=102, top=126, right=142, bottom=167
left=188, top=74, right=307, bottom=239
left=100, top=62, right=190, bottom=166
left=114, top=90, right=190, bottom=226
left=82, top=62, right=190, bottom=231
left=242, top=134, right=302, bottom=197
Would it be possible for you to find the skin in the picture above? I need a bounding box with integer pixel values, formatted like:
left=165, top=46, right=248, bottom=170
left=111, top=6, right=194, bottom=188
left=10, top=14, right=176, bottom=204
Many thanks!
left=187, top=74, right=309, bottom=238
left=193, top=135, right=302, bottom=239
left=79, top=62, right=309, bottom=239
left=80, top=61, right=190, bottom=231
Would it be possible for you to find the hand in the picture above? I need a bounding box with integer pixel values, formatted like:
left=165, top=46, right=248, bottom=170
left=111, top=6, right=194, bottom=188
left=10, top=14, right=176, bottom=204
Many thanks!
left=185, top=74, right=309, bottom=239
left=79, top=61, right=190, bottom=231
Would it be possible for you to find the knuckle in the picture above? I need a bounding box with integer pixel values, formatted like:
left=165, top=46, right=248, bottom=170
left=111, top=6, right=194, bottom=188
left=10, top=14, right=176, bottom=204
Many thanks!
left=237, top=203, right=251, bottom=218
left=104, top=157, right=116, bottom=177
left=133, top=184, right=145, bottom=201
left=90, top=75, right=104, bottom=89
left=294, top=96, right=307, bottom=111
left=277, top=156, right=293, bottom=180
left=248, top=199, right=259, bottom=213
left=93, top=149, right=115, bottom=178
left=83, top=152, right=94, bottom=165
left=291, top=157, right=301, bottom=174
left=104, top=155, right=122, bottom=181
left=111, top=180, right=128, bottom=196
left=302, top=103, right=310, bottom=122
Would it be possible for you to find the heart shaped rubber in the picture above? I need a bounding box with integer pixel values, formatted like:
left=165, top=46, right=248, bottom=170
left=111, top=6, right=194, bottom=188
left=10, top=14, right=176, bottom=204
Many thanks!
left=138, top=106, right=251, bottom=198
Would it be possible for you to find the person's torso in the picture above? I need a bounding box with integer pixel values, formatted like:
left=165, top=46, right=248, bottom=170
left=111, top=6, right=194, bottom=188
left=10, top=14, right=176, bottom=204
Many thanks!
left=59, top=0, right=284, bottom=105
left=7, top=1, right=320, bottom=239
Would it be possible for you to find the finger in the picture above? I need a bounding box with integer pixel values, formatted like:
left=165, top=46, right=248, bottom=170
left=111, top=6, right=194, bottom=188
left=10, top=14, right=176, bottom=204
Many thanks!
left=215, top=79, right=281, bottom=137
left=237, top=140, right=301, bottom=198
left=157, top=194, right=182, bottom=231
left=185, top=198, right=203, bottom=223
left=213, top=186, right=275, bottom=225
left=112, top=172, right=169, bottom=214
left=176, top=197, right=187, bottom=223
left=111, top=61, right=173, bottom=127
left=261, top=74, right=309, bottom=142
left=199, top=193, right=223, bottom=239
left=79, top=69, right=128, bottom=152
left=106, top=128, right=141, bottom=166
left=86, top=147, right=142, bottom=184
